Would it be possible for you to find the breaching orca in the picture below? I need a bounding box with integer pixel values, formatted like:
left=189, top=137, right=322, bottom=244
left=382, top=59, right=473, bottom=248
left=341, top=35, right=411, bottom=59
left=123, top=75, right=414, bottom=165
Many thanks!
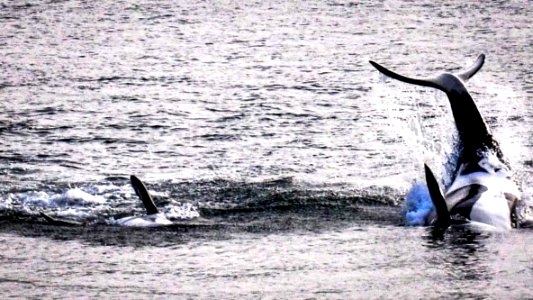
left=41, top=175, right=172, bottom=227
left=370, top=54, right=524, bottom=230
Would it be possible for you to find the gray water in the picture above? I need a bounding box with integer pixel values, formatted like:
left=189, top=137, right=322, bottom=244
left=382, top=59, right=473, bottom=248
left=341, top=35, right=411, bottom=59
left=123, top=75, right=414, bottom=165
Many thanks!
left=0, top=0, right=532, bottom=298
left=1, top=228, right=532, bottom=299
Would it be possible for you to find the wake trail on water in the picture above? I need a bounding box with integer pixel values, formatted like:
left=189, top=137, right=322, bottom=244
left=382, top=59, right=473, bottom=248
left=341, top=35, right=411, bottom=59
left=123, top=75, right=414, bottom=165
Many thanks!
left=0, top=177, right=402, bottom=229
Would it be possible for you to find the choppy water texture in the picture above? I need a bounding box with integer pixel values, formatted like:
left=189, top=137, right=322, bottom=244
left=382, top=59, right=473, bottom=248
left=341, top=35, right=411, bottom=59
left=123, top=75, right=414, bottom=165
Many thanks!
left=0, top=0, right=531, bottom=298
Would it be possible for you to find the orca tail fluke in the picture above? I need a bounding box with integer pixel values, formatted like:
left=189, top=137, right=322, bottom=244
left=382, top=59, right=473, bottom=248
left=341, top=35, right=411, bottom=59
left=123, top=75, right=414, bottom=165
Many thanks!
left=424, top=164, right=450, bottom=228
left=455, top=54, right=485, bottom=82
left=370, top=54, right=494, bottom=152
left=369, top=60, right=444, bottom=91
left=369, top=54, right=485, bottom=94
left=130, top=175, right=159, bottom=215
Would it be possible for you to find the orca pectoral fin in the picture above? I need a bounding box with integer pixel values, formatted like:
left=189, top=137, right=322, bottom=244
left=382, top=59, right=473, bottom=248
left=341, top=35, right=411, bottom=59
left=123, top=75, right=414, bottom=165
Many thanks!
left=424, top=164, right=450, bottom=228
left=130, top=175, right=159, bottom=215
left=40, top=212, right=83, bottom=226
left=40, top=211, right=57, bottom=223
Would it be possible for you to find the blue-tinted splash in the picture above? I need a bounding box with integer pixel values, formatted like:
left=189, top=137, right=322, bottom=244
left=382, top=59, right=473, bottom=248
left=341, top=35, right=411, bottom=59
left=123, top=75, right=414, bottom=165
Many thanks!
left=403, top=183, right=434, bottom=226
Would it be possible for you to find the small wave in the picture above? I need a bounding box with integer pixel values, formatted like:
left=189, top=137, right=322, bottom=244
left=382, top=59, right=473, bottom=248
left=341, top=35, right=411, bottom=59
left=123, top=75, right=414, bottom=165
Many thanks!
left=0, top=177, right=404, bottom=231
left=14, top=187, right=105, bottom=208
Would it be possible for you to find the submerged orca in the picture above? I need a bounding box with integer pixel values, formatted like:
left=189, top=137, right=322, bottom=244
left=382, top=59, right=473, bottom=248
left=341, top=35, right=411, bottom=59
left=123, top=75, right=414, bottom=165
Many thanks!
left=41, top=175, right=172, bottom=227
left=40, top=211, right=84, bottom=226
left=370, top=54, right=523, bottom=230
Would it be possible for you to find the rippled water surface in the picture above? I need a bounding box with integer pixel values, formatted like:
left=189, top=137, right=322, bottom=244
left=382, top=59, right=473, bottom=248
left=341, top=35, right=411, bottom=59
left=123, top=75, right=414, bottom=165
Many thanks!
left=1, top=228, right=532, bottom=299
left=0, top=0, right=531, bottom=298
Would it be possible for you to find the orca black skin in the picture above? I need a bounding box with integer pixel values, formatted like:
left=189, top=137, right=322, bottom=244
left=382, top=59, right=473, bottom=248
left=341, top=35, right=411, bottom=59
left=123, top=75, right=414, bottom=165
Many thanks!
left=370, top=54, right=522, bottom=229
left=424, top=164, right=449, bottom=227
left=370, top=54, right=504, bottom=166
left=130, top=175, right=159, bottom=215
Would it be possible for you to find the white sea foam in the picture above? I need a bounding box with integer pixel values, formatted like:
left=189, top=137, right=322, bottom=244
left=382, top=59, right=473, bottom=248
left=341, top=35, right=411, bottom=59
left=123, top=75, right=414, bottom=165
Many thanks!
left=0, top=196, right=12, bottom=209
left=19, top=191, right=54, bottom=207
left=164, top=203, right=200, bottom=219
left=17, top=188, right=106, bottom=208
left=51, top=188, right=106, bottom=206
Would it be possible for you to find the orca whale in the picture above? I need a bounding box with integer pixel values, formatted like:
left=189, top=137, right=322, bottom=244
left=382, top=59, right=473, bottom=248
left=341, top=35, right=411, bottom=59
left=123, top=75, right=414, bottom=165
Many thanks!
left=114, top=175, right=172, bottom=227
left=41, top=175, right=172, bottom=227
left=369, top=54, right=524, bottom=230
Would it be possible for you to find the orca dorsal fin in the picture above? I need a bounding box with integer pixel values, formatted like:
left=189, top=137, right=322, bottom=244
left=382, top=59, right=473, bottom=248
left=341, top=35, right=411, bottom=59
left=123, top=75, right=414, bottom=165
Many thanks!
left=424, top=164, right=450, bottom=228
left=130, top=175, right=159, bottom=215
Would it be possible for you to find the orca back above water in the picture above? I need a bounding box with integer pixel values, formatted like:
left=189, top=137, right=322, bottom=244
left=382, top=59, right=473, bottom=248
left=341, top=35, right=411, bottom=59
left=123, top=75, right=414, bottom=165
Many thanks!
left=114, top=175, right=172, bottom=227
left=42, top=175, right=171, bottom=227
left=370, top=54, right=523, bottom=230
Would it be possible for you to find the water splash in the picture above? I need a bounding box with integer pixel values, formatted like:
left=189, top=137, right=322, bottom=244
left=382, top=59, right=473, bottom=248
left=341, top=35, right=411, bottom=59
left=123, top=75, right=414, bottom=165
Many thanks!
left=403, top=182, right=433, bottom=226
left=15, top=188, right=106, bottom=208
left=164, top=203, right=200, bottom=219
left=0, top=197, right=12, bottom=210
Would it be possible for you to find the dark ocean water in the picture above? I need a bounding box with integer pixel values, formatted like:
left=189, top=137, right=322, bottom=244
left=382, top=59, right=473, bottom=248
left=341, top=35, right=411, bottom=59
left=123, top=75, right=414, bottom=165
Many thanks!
left=0, top=0, right=531, bottom=298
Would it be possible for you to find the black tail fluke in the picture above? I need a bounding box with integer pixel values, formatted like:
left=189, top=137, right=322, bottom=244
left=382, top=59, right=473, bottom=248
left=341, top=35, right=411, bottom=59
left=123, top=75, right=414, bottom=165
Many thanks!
left=370, top=54, right=495, bottom=156
left=424, top=164, right=450, bottom=228
left=369, top=54, right=485, bottom=94
left=130, top=175, right=159, bottom=215
left=369, top=60, right=445, bottom=91
left=455, top=54, right=485, bottom=82
left=369, top=54, right=484, bottom=86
